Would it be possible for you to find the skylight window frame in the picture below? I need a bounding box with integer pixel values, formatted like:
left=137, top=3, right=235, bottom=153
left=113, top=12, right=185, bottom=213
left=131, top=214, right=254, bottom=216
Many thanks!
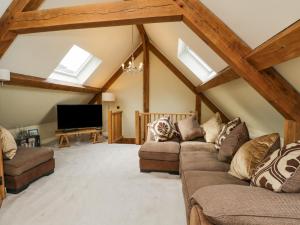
left=177, top=38, right=216, bottom=82
left=49, top=45, right=101, bottom=85
left=53, top=45, right=94, bottom=78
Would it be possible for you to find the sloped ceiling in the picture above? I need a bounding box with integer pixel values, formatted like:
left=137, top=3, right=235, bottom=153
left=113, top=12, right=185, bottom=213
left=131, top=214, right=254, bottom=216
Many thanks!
left=0, top=0, right=299, bottom=137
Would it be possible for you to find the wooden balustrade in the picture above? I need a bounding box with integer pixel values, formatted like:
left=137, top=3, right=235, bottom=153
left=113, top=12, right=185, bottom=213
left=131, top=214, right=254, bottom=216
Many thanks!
left=135, top=111, right=196, bottom=145
left=108, top=111, right=123, bottom=144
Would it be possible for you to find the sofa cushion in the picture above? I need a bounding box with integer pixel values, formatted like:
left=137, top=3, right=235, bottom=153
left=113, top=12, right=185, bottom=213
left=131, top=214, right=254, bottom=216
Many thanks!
left=251, top=141, right=300, bottom=193
left=218, top=122, right=250, bottom=162
left=177, top=115, right=205, bottom=141
left=215, top=117, right=241, bottom=150
left=201, top=113, right=223, bottom=143
left=229, top=133, right=280, bottom=180
left=148, top=117, right=179, bottom=142
left=0, top=127, right=17, bottom=160
left=180, top=151, right=230, bottom=172
left=139, top=141, right=180, bottom=161
left=4, top=147, right=54, bottom=176
left=180, top=141, right=216, bottom=153
left=192, top=185, right=300, bottom=225
left=182, top=171, right=248, bottom=221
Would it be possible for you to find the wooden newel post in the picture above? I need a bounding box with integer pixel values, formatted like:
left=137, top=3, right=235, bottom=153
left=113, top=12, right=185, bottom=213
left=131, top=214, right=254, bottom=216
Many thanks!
left=135, top=111, right=141, bottom=145
left=284, top=120, right=300, bottom=145
left=108, top=110, right=112, bottom=144
left=0, top=147, right=5, bottom=200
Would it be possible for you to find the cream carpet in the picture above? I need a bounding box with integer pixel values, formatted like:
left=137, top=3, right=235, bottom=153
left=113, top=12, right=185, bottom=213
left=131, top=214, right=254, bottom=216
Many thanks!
left=0, top=143, right=186, bottom=225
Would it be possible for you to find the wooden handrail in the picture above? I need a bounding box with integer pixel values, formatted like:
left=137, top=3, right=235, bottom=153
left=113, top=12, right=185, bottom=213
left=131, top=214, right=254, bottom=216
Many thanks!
left=108, top=111, right=123, bottom=144
left=135, top=111, right=196, bottom=145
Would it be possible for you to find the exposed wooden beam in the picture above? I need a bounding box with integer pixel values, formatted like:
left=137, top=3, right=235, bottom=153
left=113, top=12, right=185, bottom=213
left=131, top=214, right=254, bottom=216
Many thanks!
left=177, top=0, right=300, bottom=122
left=247, top=20, right=300, bottom=70
left=149, top=43, right=229, bottom=122
left=199, top=93, right=229, bottom=123
left=7, top=73, right=101, bottom=93
left=137, top=25, right=150, bottom=112
left=88, top=93, right=102, bottom=105
left=284, top=120, right=300, bottom=145
left=149, top=43, right=196, bottom=94
left=88, top=44, right=143, bottom=104
left=0, top=0, right=44, bottom=58
left=195, top=94, right=201, bottom=123
left=196, top=67, right=239, bottom=92
left=9, top=0, right=182, bottom=34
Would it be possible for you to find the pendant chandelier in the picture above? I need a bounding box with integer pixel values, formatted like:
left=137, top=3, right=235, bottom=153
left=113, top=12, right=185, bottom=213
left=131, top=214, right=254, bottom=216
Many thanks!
left=122, top=25, right=143, bottom=73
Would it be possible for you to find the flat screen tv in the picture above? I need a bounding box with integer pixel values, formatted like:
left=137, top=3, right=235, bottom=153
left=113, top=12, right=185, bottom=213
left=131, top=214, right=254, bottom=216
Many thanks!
left=57, top=104, right=102, bottom=130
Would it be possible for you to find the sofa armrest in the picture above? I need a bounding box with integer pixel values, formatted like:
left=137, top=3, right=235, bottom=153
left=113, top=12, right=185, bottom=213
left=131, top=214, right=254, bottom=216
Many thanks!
left=191, top=184, right=300, bottom=225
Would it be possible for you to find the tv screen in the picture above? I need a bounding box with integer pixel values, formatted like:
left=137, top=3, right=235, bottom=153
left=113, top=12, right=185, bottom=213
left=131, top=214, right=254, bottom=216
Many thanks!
left=57, top=105, right=102, bottom=130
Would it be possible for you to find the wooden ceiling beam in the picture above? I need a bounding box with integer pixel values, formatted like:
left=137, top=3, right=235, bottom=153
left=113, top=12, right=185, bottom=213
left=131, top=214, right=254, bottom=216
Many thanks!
left=89, top=44, right=143, bottom=104
left=7, top=73, right=101, bottom=93
left=149, top=43, right=229, bottom=122
left=247, top=20, right=300, bottom=70
left=196, top=67, right=239, bottom=92
left=137, top=25, right=150, bottom=112
left=177, top=0, right=300, bottom=122
left=9, top=0, right=182, bottom=34
left=0, top=0, right=44, bottom=58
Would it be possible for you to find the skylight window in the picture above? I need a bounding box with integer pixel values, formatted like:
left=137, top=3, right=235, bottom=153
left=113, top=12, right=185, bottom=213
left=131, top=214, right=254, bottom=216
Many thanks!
left=49, top=45, right=101, bottom=85
left=177, top=39, right=216, bottom=82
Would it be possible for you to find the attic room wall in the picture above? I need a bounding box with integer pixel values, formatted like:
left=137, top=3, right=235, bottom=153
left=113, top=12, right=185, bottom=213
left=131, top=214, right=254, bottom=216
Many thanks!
left=0, top=85, right=92, bottom=143
left=107, top=52, right=214, bottom=138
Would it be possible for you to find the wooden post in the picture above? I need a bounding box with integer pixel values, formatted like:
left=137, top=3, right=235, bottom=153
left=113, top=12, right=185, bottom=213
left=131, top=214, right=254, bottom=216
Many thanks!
left=108, top=111, right=112, bottom=144
left=0, top=146, right=5, bottom=200
left=137, top=25, right=150, bottom=112
left=135, top=111, right=141, bottom=145
left=284, top=120, right=300, bottom=145
left=195, top=94, right=202, bottom=123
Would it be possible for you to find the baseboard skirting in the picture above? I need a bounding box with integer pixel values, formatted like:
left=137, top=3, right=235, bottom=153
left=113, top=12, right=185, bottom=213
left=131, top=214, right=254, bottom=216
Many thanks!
left=115, top=138, right=135, bottom=144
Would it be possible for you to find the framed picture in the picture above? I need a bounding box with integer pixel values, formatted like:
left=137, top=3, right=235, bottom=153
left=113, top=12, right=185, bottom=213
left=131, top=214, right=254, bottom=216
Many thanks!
left=28, top=129, right=39, bottom=137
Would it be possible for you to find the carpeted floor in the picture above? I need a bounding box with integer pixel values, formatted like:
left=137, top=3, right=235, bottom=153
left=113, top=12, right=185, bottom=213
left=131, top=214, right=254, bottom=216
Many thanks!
left=0, top=143, right=186, bottom=225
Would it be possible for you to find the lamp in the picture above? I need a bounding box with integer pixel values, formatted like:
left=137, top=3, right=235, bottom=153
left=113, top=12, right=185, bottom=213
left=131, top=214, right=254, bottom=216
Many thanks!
left=0, top=69, right=10, bottom=86
left=102, top=92, right=116, bottom=102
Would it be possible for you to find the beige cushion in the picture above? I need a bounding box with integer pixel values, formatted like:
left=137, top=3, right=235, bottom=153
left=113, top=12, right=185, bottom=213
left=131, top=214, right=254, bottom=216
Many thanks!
left=215, top=117, right=241, bottom=150
left=229, top=133, right=280, bottom=180
left=218, top=122, right=250, bottom=162
left=0, top=128, right=17, bottom=160
left=180, top=141, right=216, bottom=153
left=180, top=151, right=230, bottom=172
left=251, top=141, right=300, bottom=193
left=192, top=184, right=300, bottom=225
left=181, top=171, right=248, bottom=220
left=177, top=115, right=205, bottom=141
left=201, top=113, right=223, bottom=143
left=4, top=147, right=54, bottom=176
left=148, top=117, right=179, bottom=142
left=139, top=141, right=180, bottom=161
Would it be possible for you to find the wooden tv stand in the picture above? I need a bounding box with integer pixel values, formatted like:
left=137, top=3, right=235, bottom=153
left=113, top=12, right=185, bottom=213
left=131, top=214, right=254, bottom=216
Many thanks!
left=55, top=128, right=103, bottom=148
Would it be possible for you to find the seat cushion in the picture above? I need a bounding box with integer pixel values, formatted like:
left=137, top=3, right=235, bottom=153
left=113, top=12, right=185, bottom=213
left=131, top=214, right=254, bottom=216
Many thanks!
left=180, top=151, right=230, bottom=172
left=139, top=141, right=180, bottom=161
left=4, top=147, right=54, bottom=176
left=181, top=171, right=248, bottom=221
left=180, top=141, right=216, bottom=153
left=192, top=185, right=300, bottom=225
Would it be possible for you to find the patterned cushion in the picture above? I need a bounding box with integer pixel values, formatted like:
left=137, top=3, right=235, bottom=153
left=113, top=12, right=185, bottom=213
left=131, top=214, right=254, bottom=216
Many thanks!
left=218, top=122, right=250, bottom=162
left=229, top=133, right=280, bottom=180
left=215, top=117, right=241, bottom=150
left=0, top=128, right=18, bottom=160
left=149, top=117, right=179, bottom=142
left=251, top=141, right=300, bottom=193
left=201, top=113, right=223, bottom=143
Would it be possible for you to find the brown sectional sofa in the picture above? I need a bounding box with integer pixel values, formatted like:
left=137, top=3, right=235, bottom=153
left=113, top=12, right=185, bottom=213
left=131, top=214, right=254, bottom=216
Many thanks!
left=139, top=139, right=300, bottom=225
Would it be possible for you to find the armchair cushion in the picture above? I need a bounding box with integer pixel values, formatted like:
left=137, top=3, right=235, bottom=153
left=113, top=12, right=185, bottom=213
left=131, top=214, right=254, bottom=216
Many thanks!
left=192, top=184, right=300, bottom=225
